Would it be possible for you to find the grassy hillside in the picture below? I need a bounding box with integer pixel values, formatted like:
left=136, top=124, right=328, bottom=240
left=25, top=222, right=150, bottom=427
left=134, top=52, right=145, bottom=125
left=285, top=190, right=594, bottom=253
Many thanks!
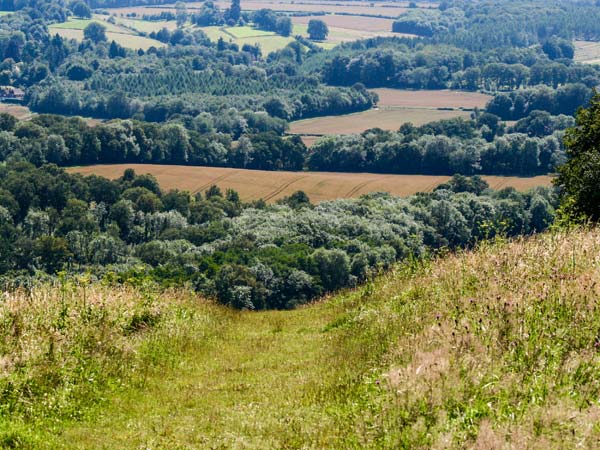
left=4, top=228, right=600, bottom=448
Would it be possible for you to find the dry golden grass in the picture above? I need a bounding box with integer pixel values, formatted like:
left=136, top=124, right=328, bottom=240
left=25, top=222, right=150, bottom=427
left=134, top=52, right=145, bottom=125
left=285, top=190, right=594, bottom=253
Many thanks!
left=68, top=164, right=553, bottom=203
left=372, top=88, right=492, bottom=109
left=365, top=227, right=600, bottom=448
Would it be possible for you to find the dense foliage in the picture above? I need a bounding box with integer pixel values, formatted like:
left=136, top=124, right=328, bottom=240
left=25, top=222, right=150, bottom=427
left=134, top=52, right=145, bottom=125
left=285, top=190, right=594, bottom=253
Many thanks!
left=0, top=112, right=305, bottom=168
left=393, top=1, right=600, bottom=50
left=310, top=39, right=599, bottom=92
left=0, top=112, right=572, bottom=177
left=0, top=163, right=557, bottom=309
left=556, top=93, right=600, bottom=220
left=307, top=115, right=570, bottom=176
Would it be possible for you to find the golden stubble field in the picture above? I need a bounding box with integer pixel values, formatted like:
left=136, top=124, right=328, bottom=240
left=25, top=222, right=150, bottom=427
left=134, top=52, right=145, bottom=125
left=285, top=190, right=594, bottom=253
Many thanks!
left=290, top=89, right=493, bottom=139
left=69, top=164, right=553, bottom=203
left=290, top=108, right=473, bottom=135
left=574, top=40, right=600, bottom=64
left=371, top=88, right=492, bottom=109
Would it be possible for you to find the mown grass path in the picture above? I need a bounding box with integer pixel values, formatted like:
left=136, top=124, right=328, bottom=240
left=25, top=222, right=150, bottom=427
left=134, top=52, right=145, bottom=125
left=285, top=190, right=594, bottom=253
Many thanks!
left=59, top=301, right=352, bottom=449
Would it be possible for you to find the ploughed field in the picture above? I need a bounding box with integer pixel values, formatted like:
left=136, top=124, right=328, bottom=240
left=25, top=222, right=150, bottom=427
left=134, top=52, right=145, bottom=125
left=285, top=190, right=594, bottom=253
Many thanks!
left=290, top=89, right=493, bottom=138
left=69, top=164, right=553, bottom=203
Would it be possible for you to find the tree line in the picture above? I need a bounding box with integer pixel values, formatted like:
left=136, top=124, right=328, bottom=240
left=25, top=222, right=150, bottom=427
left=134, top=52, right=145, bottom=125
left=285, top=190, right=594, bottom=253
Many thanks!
left=393, top=1, right=600, bottom=52
left=0, top=163, right=557, bottom=309
left=0, top=111, right=572, bottom=177
left=314, top=40, right=599, bottom=92
left=0, top=113, right=307, bottom=169
left=307, top=115, right=570, bottom=176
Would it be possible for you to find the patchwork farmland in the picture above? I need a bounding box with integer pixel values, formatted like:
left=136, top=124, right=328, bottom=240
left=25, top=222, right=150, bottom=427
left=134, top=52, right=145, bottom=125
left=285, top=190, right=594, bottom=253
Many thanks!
left=107, top=0, right=418, bottom=17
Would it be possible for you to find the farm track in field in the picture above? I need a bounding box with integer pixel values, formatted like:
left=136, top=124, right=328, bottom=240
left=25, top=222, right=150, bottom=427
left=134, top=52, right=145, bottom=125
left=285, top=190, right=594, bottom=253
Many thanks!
left=68, top=164, right=554, bottom=204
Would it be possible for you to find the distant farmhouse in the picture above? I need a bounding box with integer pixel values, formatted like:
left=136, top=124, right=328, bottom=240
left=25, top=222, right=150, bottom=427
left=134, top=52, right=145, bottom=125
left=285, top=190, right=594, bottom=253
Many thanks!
left=0, top=86, right=24, bottom=102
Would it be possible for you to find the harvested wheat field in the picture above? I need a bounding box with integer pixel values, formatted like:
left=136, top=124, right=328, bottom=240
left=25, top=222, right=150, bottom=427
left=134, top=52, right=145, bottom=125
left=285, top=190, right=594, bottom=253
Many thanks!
left=373, top=88, right=492, bottom=109
left=69, top=164, right=553, bottom=203
left=291, top=90, right=491, bottom=136
left=289, top=108, right=473, bottom=135
left=574, top=40, right=600, bottom=64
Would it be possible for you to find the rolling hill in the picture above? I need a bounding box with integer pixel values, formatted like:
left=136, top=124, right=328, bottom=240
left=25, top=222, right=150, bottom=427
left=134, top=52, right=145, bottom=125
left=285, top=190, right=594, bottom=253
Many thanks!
left=5, top=227, right=600, bottom=448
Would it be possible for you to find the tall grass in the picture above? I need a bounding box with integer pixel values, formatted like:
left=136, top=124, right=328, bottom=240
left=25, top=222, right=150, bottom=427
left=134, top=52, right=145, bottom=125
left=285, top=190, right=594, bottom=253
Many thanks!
left=4, top=228, right=600, bottom=448
left=0, top=281, right=231, bottom=448
left=322, top=227, right=600, bottom=447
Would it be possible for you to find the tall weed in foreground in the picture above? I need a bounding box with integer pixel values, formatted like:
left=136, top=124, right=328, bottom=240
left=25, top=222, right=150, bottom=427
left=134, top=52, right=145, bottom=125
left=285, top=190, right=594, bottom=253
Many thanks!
left=318, top=227, right=600, bottom=448
left=0, top=281, right=227, bottom=447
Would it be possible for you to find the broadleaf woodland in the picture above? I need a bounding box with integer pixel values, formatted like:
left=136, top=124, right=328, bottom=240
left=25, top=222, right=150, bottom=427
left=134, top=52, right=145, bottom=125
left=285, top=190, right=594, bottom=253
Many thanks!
left=0, top=0, right=594, bottom=308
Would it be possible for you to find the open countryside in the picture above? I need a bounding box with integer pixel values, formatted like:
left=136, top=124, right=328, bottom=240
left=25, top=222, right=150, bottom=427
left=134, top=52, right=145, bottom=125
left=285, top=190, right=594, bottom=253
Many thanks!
left=0, top=103, right=33, bottom=120
left=28, top=229, right=600, bottom=448
left=201, top=25, right=296, bottom=53
left=47, top=14, right=397, bottom=54
left=292, top=15, right=395, bottom=33
left=69, top=164, right=553, bottom=203
left=290, top=108, right=473, bottom=136
left=371, top=88, right=492, bottom=109
left=108, top=1, right=415, bottom=17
